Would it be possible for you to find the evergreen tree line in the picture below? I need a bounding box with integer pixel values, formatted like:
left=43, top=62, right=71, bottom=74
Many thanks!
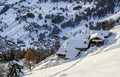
left=38, top=0, right=97, bottom=3
left=0, top=49, right=25, bottom=62
left=0, top=48, right=56, bottom=77
left=60, top=0, right=120, bottom=29
left=0, top=48, right=56, bottom=63
left=88, top=19, right=116, bottom=30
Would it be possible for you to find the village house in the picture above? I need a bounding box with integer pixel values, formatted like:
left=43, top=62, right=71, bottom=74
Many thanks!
left=89, top=30, right=111, bottom=46
left=57, top=47, right=80, bottom=59
left=56, top=30, right=111, bottom=59
left=56, top=34, right=90, bottom=59
left=90, top=33, right=105, bottom=46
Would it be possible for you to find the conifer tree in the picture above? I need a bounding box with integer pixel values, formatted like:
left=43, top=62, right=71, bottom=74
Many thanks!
left=7, top=61, right=23, bottom=77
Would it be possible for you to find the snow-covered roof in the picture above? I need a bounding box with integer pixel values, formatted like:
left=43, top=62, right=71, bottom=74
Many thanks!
left=75, top=34, right=90, bottom=39
left=57, top=47, right=80, bottom=58
left=91, top=30, right=110, bottom=37
left=57, top=34, right=90, bottom=58
left=62, top=38, right=89, bottom=48
left=90, top=33, right=105, bottom=40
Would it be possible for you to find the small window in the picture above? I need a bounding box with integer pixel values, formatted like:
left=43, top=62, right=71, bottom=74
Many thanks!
left=65, top=50, right=67, bottom=53
left=84, top=41, right=87, bottom=44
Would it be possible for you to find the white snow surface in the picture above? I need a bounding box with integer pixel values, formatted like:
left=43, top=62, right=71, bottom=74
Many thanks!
left=90, top=33, right=105, bottom=40
left=23, top=25, right=120, bottom=77
left=100, top=11, right=120, bottom=22
left=57, top=33, right=90, bottom=58
left=0, top=0, right=119, bottom=49
left=91, top=30, right=110, bottom=37
left=0, top=1, right=97, bottom=49
left=57, top=47, right=79, bottom=59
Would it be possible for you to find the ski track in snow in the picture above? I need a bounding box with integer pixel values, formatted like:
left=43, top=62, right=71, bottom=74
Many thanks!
left=48, top=54, right=88, bottom=77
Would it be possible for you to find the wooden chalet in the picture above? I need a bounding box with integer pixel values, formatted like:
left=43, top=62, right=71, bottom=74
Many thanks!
left=90, top=33, right=105, bottom=46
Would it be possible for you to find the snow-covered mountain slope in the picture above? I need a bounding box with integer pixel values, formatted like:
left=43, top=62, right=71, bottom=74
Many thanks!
left=101, top=11, right=120, bottom=22
left=23, top=25, right=120, bottom=77
left=0, top=0, right=120, bottom=50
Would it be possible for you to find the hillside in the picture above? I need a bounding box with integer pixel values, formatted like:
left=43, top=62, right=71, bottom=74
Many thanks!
left=0, top=0, right=120, bottom=50
left=0, top=0, right=120, bottom=77
left=23, top=25, right=120, bottom=77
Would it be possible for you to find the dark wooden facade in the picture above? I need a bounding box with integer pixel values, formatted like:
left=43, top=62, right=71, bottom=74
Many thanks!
left=90, top=37, right=104, bottom=46
left=57, top=54, right=66, bottom=59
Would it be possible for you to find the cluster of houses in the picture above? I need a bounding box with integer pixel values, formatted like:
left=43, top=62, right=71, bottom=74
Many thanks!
left=54, top=30, right=111, bottom=59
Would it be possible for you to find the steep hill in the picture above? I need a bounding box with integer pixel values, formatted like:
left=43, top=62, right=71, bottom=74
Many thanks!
left=23, top=25, right=120, bottom=77
left=0, top=0, right=120, bottom=50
